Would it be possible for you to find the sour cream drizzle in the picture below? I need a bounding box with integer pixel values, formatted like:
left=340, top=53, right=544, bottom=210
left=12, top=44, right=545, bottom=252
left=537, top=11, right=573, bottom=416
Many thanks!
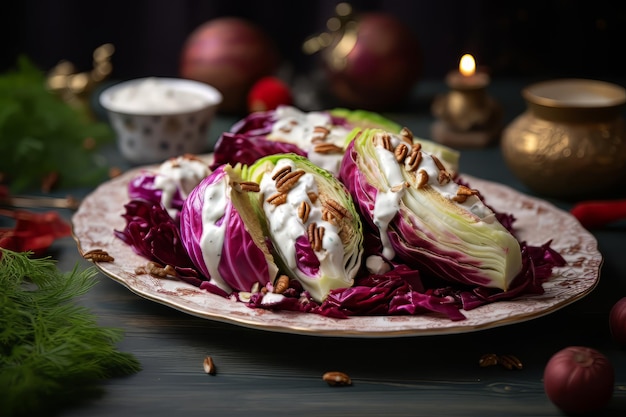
left=259, top=159, right=349, bottom=284
left=269, top=106, right=350, bottom=175
left=199, top=175, right=231, bottom=293
left=153, top=155, right=211, bottom=218
left=370, top=132, right=496, bottom=260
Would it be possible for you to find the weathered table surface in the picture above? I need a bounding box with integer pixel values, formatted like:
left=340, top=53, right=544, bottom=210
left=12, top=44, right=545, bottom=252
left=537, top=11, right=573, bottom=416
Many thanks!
left=47, top=79, right=626, bottom=417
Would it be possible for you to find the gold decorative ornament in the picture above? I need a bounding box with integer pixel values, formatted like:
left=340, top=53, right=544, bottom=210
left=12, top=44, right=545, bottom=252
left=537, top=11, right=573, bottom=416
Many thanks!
left=46, top=43, right=115, bottom=108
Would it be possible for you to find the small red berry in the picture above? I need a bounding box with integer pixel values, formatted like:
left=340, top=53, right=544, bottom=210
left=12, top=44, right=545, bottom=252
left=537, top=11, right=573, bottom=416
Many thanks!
left=247, top=76, right=292, bottom=113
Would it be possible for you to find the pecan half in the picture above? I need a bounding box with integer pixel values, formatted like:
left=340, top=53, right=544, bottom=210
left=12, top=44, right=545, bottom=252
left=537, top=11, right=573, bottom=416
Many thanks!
left=272, top=166, right=292, bottom=181
left=438, top=170, right=451, bottom=185
left=323, top=198, right=352, bottom=220
left=394, top=143, right=409, bottom=163
left=322, top=371, right=352, bottom=386
left=479, top=353, right=499, bottom=367
left=431, top=154, right=446, bottom=171
left=83, top=248, right=114, bottom=263
left=233, top=181, right=260, bottom=193
left=452, top=185, right=478, bottom=203
left=311, top=125, right=330, bottom=142
left=415, top=169, right=429, bottom=188
left=307, top=222, right=317, bottom=246
left=390, top=182, right=408, bottom=192
left=374, top=132, right=393, bottom=151
left=273, top=275, right=290, bottom=294
left=313, top=143, right=344, bottom=154
left=276, top=169, right=305, bottom=193
left=498, top=354, right=523, bottom=370
left=307, top=222, right=325, bottom=251
left=203, top=356, right=217, bottom=375
left=266, top=192, right=288, bottom=206
left=405, top=147, right=422, bottom=172
left=321, top=208, right=336, bottom=224
left=298, top=200, right=311, bottom=223
left=315, top=226, right=325, bottom=251
left=147, top=262, right=177, bottom=278
left=400, top=126, right=414, bottom=144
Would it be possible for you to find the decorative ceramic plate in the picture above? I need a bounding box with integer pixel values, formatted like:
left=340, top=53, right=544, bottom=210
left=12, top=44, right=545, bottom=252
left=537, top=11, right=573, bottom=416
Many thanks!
left=72, top=159, right=602, bottom=337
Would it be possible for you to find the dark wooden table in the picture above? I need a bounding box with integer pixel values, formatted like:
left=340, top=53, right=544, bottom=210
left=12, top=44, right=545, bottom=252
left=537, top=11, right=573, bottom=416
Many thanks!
left=44, top=79, right=626, bottom=417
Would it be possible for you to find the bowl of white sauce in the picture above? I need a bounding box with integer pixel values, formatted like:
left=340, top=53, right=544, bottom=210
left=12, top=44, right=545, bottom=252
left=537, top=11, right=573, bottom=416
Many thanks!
left=100, top=77, right=223, bottom=164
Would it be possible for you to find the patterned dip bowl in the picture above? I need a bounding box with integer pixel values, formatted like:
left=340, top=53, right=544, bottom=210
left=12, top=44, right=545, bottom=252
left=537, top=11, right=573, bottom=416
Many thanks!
left=100, top=77, right=222, bottom=165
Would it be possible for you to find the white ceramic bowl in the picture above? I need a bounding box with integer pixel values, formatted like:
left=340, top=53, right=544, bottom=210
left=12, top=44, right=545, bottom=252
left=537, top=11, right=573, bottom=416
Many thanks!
left=99, top=77, right=223, bottom=165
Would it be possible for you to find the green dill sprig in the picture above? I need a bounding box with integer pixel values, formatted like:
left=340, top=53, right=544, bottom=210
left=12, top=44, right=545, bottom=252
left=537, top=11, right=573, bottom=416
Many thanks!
left=0, top=249, right=141, bottom=416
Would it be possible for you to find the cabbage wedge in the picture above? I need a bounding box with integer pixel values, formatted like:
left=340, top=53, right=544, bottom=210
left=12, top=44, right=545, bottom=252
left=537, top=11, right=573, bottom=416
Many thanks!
left=212, top=105, right=461, bottom=177
left=340, top=128, right=522, bottom=291
left=247, top=153, right=364, bottom=302
left=179, top=164, right=278, bottom=294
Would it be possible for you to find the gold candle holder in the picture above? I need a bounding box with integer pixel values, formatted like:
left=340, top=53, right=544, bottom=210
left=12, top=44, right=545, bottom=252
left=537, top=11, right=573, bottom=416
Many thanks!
left=431, top=54, right=502, bottom=148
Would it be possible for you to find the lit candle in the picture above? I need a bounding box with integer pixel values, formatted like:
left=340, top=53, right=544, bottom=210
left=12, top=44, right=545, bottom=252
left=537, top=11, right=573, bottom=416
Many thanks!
left=445, top=54, right=490, bottom=90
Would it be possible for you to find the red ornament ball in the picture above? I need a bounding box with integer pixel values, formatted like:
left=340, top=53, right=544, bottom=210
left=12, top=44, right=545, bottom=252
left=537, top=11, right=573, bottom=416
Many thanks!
left=322, top=12, right=422, bottom=111
left=609, top=296, right=626, bottom=347
left=179, top=17, right=280, bottom=114
left=247, top=77, right=293, bottom=113
left=543, top=346, right=614, bottom=414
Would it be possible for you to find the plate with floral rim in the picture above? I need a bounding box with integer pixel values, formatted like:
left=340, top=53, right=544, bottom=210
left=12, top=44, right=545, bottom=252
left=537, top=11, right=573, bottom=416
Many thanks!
left=71, top=156, right=602, bottom=337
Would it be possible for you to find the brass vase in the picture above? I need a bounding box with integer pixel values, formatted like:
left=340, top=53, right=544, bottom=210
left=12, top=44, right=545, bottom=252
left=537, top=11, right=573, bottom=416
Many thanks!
left=502, top=79, right=626, bottom=198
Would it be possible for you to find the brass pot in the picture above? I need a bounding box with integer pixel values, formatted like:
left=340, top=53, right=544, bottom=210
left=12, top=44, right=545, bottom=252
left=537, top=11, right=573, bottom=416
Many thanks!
left=502, top=79, right=626, bottom=198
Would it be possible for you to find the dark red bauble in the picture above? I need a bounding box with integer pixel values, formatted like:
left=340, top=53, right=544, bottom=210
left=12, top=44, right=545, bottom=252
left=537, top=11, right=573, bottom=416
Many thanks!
left=322, top=12, right=422, bottom=111
left=180, top=17, right=280, bottom=114
left=609, top=296, right=626, bottom=347
left=543, top=346, right=614, bottom=414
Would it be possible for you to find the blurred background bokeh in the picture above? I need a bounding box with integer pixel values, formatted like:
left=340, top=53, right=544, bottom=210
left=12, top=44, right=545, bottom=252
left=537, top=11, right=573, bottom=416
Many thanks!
left=2, top=0, right=625, bottom=81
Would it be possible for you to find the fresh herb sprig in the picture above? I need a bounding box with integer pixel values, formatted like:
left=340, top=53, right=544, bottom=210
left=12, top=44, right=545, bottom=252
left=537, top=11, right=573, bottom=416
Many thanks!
left=0, top=249, right=141, bottom=416
left=0, top=56, right=113, bottom=193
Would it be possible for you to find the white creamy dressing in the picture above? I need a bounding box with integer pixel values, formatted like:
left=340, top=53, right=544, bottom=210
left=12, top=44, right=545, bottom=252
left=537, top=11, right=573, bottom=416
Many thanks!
left=153, top=156, right=210, bottom=218
left=365, top=254, right=392, bottom=275
left=198, top=175, right=231, bottom=294
left=107, top=78, right=209, bottom=113
left=268, top=106, right=349, bottom=175
left=370, top=133, right=496, bottom=260
left=259, top=159, right=348, bottom=284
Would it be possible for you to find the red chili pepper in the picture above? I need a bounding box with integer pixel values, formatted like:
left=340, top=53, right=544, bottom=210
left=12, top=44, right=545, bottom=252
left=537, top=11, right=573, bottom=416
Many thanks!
left=570, top=199, right=626, bottom=229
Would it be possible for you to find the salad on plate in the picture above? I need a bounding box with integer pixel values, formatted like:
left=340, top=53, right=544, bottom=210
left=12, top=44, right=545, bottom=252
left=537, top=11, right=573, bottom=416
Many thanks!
left=113, top=106, right=566, bottom=321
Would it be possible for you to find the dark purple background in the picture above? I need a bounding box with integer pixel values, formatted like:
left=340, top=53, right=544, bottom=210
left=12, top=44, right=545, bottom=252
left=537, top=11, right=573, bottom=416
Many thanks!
left=1, top=0, right=625, bottom=80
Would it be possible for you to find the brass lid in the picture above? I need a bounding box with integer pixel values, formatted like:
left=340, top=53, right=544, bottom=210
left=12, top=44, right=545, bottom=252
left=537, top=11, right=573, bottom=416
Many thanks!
left=522, top=78, right=626, bottom=122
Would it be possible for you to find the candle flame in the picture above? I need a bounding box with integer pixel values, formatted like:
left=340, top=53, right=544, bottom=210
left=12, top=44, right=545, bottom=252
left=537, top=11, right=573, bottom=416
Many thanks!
left=459, top=54, right=476, bottom=77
